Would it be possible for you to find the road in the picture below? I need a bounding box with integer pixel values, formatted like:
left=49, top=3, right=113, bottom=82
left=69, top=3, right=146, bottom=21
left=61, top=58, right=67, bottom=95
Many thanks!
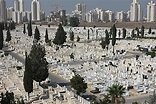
left=3, top=48, right=150, bottom=103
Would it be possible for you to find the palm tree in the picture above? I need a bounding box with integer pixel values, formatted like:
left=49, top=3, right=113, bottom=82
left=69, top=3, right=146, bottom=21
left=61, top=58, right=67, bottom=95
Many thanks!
left=106, top=84, right=125, bottom=104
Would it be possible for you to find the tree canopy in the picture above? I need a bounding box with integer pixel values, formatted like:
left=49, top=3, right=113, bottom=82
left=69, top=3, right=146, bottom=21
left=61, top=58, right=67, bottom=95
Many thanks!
left=6, top=29, right=11, bottom=42
left=53, top=24, right=67, bottom=46
left=69, top=17, right=80, bottom=27
left=111, top=24, right=117, bottom=54
left=106, top=84, right=125, bottom=104
left=70, top=74, right=87, bottom=95
left=23, top=52, right=33, bottom=98
left=27, top=21, right=32, bottom=37
left=23, top=24, right=26, bottom=34
left=29, top=42, right=49, bottom=85
left=0, top=26, right=4, bottom=49
left=34, top=26, right=40, bottom=42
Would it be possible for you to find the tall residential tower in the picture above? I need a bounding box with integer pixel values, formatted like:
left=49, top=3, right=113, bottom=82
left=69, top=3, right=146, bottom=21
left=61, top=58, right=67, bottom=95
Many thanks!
left=31, top=0, right=41, bottom=21
left=0, top=0, right=6, bottom=21
left=147, top=1, right=156, bottom=22
left=75, top=3, right=86, bottom=21
left=130, top=0, right=143, bottom=22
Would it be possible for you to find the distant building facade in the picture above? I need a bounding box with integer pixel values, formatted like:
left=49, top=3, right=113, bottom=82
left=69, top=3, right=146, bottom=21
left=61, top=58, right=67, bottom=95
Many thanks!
left=31, top=0, right=41, bottom=21
left=0, top=0, right=6, bottom=22
left=75, top=3, right=86, bottom=21
left=130, top=0, right=143, bottom=22
left=147, top=1, right=156, bottom=22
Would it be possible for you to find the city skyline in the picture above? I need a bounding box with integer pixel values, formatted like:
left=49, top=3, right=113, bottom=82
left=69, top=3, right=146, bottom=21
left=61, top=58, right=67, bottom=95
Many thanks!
left=5, top=0, right=152, bottom=15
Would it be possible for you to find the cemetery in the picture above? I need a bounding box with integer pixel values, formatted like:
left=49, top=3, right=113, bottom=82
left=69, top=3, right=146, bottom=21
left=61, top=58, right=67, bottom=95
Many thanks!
left=0, top=23, right=156, bottom=104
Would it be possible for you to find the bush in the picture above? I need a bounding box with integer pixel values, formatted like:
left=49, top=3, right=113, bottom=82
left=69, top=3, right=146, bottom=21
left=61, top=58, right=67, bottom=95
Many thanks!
left=146, top=51, right=155, bottom=58
left=152, top=32, right=155, bottom=34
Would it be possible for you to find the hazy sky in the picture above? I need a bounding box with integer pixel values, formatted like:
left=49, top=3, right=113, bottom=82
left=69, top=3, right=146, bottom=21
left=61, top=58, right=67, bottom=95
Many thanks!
left=6, top=0, right=150, bottom=15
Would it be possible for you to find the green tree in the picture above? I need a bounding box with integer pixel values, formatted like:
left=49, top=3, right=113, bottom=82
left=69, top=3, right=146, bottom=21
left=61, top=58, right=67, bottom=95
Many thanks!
left=27, top=21, right=32, bottom=37
left=53, top=24, right=67, bottom=46
left=1, top=91, right=16, bottom=104
left=135, top=27, right=139, bottom=37
left=23, top=52, right=33, bottom=99
left=122, top=28, right=126, bottom=39
left=69, top=31, right=74, bottom=41
left=1, top=22, right=4, bottom=30
left=96, top=30, right=98, bottom=40
left=87, top=29, right=90, bottom=40
left=70, top=74, right=87, bottom=95
left=23, top=24, right=26, bottom=34
left=106, top=84, right=125, bottom=104
left=29, top=43, right=49, bottom=85
left=4, top=22, right=8, bottom=30
left=131, top=29, right=135, bottom=38
left=0, top=27, right=4, bottom=49
left=148, top=27, right=152, bottom=34
left=141, top=25, right=144, bottom=37
left=6, top=29, right=11, bottom=42
left=111, top=24, right=117, bottom=54
left=34, top=26, right=40, bottom=42
left=118, top=30, right=121, bottom=38
left=45, top=29, right=49, bottom=43
left=100, top=39, right=106, bottom=50
left=105, top=29, right=110, bottom=50
left=69, top=17, right=80, bottom=27
left=77, top=36, right=80, bottom=42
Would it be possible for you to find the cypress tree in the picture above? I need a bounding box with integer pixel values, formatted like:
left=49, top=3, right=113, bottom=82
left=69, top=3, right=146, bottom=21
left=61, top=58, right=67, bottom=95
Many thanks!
left=96, top=30, right=98, bottom=40
left=29, top=43, right=49, bottom=85
left=105, top=29, right=110, bottom=50
left=6, top=29, right=11, bottom=42
left=141, top=25, right=144, bottom=37
left=118, top=30, right=121, bottom=38
left=4, top=22, right=7, bottom=30
left=23, top=52, right=33, bottom=99
left=122, top=28, right=127, bottom=39
left=0, top=27, right=4, bottom=49
left=148, top=27, right=152, bottom=34
left=53, top=24, right=67, bottom=46
left=23, top=24, right=26, bottom=34
left=112, top=24, right=117, bottom=54
left=77, top=36, right=80, bottom=42
left=45, top=29, right=49, bottom=43
left=69, top=31, right=74, bottom=41
left=135, top=27, right=139, bottom=37
left=131, top=29, right=135, bottom=38
left=11, top=21, right=16, bottom=30
left=34, top=26, right=40, bottom=42
left=100, top=39, right=106, bottom=50
left=87, top=29, right=90, bottom=40
left=27, top=21, right=32, bottom=36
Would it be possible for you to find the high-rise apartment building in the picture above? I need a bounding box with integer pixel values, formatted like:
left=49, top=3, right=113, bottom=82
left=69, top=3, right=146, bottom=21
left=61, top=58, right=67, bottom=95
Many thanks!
left=31, top=0, right=41, bottom=21
left=75, top=3, right=86, bottom=21
left=7, top=7, right=14, bottom=20
left=147, top=1, right=156, bottom=22
left=116, top=11, right=127, bottom=22
left=14, top=0, right=24, bottom=12
left=130, top=0, right=143, bottom=22
left=76, top=3, right=82, bottom=12
left=0, top=0, right=6, bottom=21
left=13, top=0, right=24, bottom=23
